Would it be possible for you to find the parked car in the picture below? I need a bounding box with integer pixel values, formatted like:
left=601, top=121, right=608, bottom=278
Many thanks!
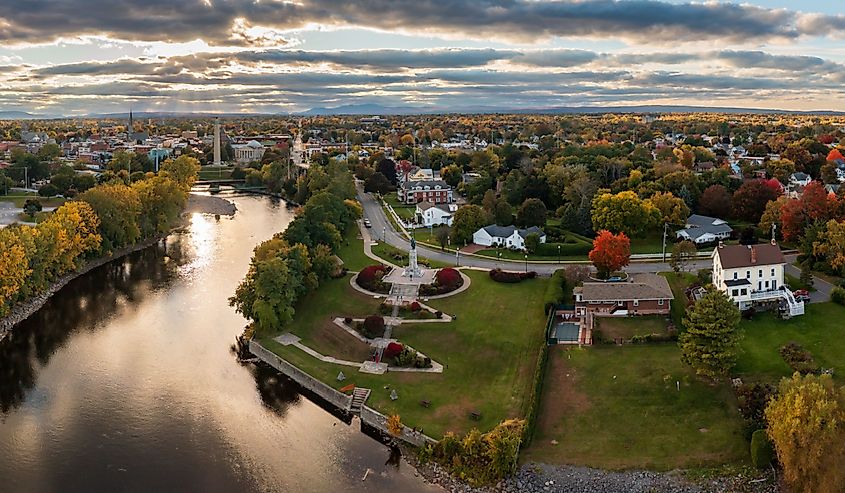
left=793, top=289, right=811, bottom=302
left=363, top=218, right=372, bottom=228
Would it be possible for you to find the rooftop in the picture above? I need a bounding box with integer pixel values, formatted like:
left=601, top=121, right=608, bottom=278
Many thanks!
left=575, top=273, right=674, bottom=302
left=715, top=242, right=785, bottom=269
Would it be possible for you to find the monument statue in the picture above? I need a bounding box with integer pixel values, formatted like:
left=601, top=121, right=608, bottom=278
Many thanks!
left=404, top=237, right=422, bottom=279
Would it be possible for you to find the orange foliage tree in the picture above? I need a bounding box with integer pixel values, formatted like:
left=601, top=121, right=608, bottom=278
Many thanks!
left=589, top=230, right=631, bottom=279
left=780, top=181, right=838, bottom=242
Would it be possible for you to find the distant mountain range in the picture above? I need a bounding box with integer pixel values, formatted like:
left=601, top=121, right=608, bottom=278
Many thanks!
left=1, top=105, right=843, bottom=120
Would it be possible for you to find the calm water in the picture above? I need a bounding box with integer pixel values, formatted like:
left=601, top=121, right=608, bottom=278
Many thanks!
left=0, top=196, right=439, bottom=493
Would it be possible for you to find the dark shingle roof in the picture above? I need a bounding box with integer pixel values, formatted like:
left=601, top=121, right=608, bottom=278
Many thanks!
left=575, top=273, right=674, bottom=302
left=715, top=243, right=785, bottom=269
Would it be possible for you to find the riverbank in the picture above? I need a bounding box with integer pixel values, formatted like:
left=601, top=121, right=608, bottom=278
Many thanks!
left=0, top=194, right=236, bottom=339
left=404, top=451, right=778, bottom=493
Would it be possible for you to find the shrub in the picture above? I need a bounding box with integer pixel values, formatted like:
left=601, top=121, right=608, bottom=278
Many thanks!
left=343, top=316, right=352, bottom=324
left=357, top=264, right=389, bottom=293
left=362, top=315, right=385, bottom=339
left=543, top=269, right=567, bottom=312
left=750, top=429, right=775, bottom=469
left=435, top=267, right=461, bottom=288
left=384, top=342, right=404, bottom=359
left=38, top=183, right=59, bottom=197
left=736, top=383, right=775, bottom=435
left=489, top=268, right=537, bottom=283
left=434, top=310, right=443, bottom=318
left=831, top=287, right=845, bottom=306
left=779, top=342, right=819, bottom=374
left=410, top=301, right=421, bottom=311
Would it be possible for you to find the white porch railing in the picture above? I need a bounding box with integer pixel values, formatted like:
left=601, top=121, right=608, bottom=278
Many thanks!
left=749, top=288, right=804, bottom=316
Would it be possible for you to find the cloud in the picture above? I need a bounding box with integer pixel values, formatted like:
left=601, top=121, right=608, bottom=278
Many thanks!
left=0, top=0, right=840, bottom=47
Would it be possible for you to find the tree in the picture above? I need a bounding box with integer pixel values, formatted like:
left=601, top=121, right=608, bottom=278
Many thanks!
left=766, top=159, right=796, bottom=184
left=260, top=161, right=287, bottom=193
left=515, top=198, right=546, bottom=228
left=732, top=179, right=781, bottom=223
left=440, top=165, right=462, bottom=187
left=23, top=199, right=42, bottom=219
left=434, top=227, right=450, bottom=250
left=451, top=205, right=487, bottom=246
left=678, top=289, right=742, bottom=380
left=132, top=175, right=187, bottom=237
left=765, top=373, right=845, bottom=493
left=40, top=201, right=102, bottom=273
left=387, top=414, right=403, bottom=436
left=79, top=183, right=141, bottom=251
left=37, top=183, right=59, bottom=197
left=364, top=172, right=392, bottom=194
left=376, top=158, right=397, bottom=184
left=649, top=191, right=690, bottom=226
left=813, top=219, right=845, bottom=275
left=698, top=185, right=732, bottom=218
left=669, top=240, right=697, bottom=272
left=589, top=230, right=630, bottom=279
left=161, top=155, right=200, bottom=190
left=591, top=190, right=660, bottom=237
left=108, top=150, right=132, bottom=173
left=0, top=227, right=31, bottom=316
left=523, top=233, right=540, bottom=254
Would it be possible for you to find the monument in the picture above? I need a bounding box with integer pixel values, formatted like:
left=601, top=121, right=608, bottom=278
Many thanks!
left=404, top=238, right=423, bottom=279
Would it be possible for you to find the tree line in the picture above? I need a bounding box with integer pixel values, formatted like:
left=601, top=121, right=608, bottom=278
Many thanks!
left=0, top=155, right=199, bottom=317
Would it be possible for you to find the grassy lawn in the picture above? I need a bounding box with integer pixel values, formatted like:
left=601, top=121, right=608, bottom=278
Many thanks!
left=258, top=270, right=549, bottom=438
left=523, top=345, right=747, bottom=470
left=630, top=233, right=666, bottom=255
left=198, top=166, right=234, bottom=180
left=0, top=193, right=66, bottom=208
left=661, top=272, right=695, bottom=327
left=735, top=302, right=845, bottom=384
left=784, top=272, right=815, bottom=292
left=594, top=316, right=671, bottom=341
left=475, top=248, right=587, bottom=262
left=383, top=194, right=417, bottom=220
left=335, top=226, right=371, bottom=271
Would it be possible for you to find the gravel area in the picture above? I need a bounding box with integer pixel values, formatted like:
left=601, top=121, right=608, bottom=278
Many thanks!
left=185, top=193, right=236, bottom=216
left=402, top=447, right=779, bottom=493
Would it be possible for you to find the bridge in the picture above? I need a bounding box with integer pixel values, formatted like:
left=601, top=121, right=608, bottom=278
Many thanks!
left=193, top=179, right=246, bottom=185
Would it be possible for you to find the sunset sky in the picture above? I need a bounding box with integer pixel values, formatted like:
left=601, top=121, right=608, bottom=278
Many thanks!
left=1, top=0, right=844, bottom=115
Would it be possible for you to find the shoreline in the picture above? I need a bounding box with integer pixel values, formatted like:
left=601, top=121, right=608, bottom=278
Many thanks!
left=0, top=193, right=236, bottom=340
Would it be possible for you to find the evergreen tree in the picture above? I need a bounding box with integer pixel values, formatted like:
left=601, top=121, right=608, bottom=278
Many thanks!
left=678, top=289, right=742, bottom=379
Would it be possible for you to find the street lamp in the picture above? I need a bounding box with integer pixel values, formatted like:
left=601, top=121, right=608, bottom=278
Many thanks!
left=524, top=253, right=528, bottom=273
left=558, top=244, right=561, bottom=264
left=382, top=226, right=386, bottom=242
left=498, top=250, right=502, bottom=269
left=455, top=250, right=460, bottom=267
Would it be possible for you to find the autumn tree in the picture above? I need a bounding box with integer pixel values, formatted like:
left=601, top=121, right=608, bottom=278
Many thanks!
left=0, top=228, right=31, bottom=315
left=669, top=240, right=697, bottom=272
left=678, top=288, right=742, bottom=380
left=732, top=179, right=781, bottom=223
left=515, top=198, right=546, bottom=228
left=698, top=185, right=732, bottom=218
left=132, top=176, right=188, bottom=237
left=591, top=190, right=660, bottom=237
left=765, top=373, right=845, bottom=493
left=649, top=191, right=690, bottom=225
left=79, top=183, right=141, bottom=251
left=161, top=155, right=200, bottom=190
left=780, top=181, right=837, bottom=242
left=589, top=230, right=630, bottom=279
left=813, top=219, right=845, bottom=275
left=451, top=205, right=487, bottom=246
left=766, top=159, right=796, bottom=184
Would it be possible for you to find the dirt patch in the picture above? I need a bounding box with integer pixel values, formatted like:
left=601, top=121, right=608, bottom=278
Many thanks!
left=431, top=396, right=477, bottom=431
left=308, top=320, right=372, bottom=362
left=533, top=347, right=591, bottom=438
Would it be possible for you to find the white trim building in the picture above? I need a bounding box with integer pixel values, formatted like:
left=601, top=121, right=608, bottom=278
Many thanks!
left=472, top=225, right=546, bottom=250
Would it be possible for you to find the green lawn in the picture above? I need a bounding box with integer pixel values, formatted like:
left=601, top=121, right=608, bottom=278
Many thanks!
left=476, top=248, right=588, bottom=262
left=371, top=241, right=451, bottom=268
left=198, top=166, right=234, bottom=180
left=258, top=270, right=549, bottom=438
left=523, top=345, right=747, bottom=470
left=0, top=193, right=66, bottom=208
left=383, top=194, right=417, bottom=220
left=784, top=272, right=815, bottom=292
left=630, top=233, right=667, bottom=255
left=335, top=226, right=371, bottom=271
left=594, top=316, right=671, bottom=341
left=735, top=302, right=845, bottom=384
left=661, top=272, right=695, bottom=327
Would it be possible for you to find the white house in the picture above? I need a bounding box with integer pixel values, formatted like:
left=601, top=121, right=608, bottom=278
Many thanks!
left=676, top=214, right=733, bottom=245
left=472, top=225, right=546, bottom=250
left=415, top=201, right=457, bottom=227
left=712, top=241, right=803, bottom=316
left=789, top=172, right=811, bottom=188
left=233, top=140, right=266, bottom=164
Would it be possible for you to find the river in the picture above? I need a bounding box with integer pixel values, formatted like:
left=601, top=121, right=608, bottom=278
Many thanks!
left=0, top=196, right=439, bottom=493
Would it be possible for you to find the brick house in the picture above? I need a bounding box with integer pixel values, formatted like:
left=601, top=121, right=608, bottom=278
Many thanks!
left=398, top=179, right=453, bottom=205
left=573, top=273, right=674, bottom=317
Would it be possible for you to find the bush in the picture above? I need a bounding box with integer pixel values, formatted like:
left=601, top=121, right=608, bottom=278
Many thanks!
left=435, top=267, right=461, bottom=288
left=831, top=287, right=845, bottom=305
left=384, top=342, right=403, bottom=359
left=779, top=342, right=820, bottom=374
left=750, top=429, right=775, bottom=469
left=434, top=310, right=443, bottom=318
left=409, top=301, right=421, bottom=311
left=362, top=315, right=385, bottom=338
left=343, top=316, right=353, bottom=324
left=38, top=183, right=59, bottom=197
left=489, top=268, right=536, bottom=283
left=543, top=270, right=567, bottom=312
left=736, top=383, right=775, bottom=436
left=357, top=264, right=389, bottom=293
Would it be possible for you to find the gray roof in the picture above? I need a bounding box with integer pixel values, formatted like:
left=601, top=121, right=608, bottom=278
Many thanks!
left=402, top=179, right=450, bottom=191
left=575, top=273, right=674, bottom=302
left=481, top=224, right=545, bottom=239
left=791, top=172, right=810, bottom=181
left=677, top=214, right=732, bottom=240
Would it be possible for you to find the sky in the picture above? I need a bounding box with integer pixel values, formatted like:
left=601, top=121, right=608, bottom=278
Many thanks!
left=0, top=0, right=844, bottom=115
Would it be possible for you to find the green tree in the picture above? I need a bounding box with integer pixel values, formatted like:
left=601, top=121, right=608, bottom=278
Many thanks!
left=161, top=155, right=200, bottom=190
left=678, top=289, right=742, bottom=380
left=765, top=373, right=845, bottom=493
left=591, top=190, right=660, bottom=237
left=524, top=233, right=541, bottom=254
left=23, top=199, right=42, bottom=219
left=515, top=198, right=547, bottom=228
left=132, top=175, right=187, bottom=237
left=451, top=205, right=487, bottom=246
left=669, top=240, right=697, bottom=272
left=435, top=227, right=450, bottom=250
left=79, top=183, right=141, bottom=251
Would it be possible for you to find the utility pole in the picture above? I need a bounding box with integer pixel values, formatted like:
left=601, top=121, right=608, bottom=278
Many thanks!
left=23, top=166, right=29, bottom=191
left=662, top=223, right=669, bottom=262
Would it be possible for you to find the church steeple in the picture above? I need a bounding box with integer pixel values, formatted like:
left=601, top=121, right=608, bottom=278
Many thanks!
left=128, top=109, right=134, bottom=137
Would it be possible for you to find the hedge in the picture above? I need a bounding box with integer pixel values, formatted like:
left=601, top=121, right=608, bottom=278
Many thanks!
left=779, top=341, right=820, bottom=374
left=489, top=268, right=537, bottom=283
left=543, top=269, right=567, bottom=313
left=750, top=429, right=774, bottom=469
left=522, top=315, right=551, bottom=446
left=535, top=241, right=591, bottom=257
left=832, top=287, right=845, bottom=305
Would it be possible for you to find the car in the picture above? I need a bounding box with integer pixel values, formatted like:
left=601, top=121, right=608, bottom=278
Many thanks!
left=363, top=219, right=372, bottom=228
left=793, top=289, right=811, bottom=302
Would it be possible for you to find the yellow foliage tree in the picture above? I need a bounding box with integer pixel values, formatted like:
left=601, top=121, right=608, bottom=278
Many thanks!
left=386, top=414, right=403, bottom=436
left=765, top=373, right=845, bottom=493
left=0, top=228, right=32, bottom=315
left=814, top=220, right=845, bottom=274
left=161, top=155, right=200, bottom=191
left=41, top=201, right=102, bottom=275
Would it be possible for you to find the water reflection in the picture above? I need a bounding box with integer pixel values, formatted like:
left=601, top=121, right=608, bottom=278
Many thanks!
left=0, top=196, right=439, bottom=493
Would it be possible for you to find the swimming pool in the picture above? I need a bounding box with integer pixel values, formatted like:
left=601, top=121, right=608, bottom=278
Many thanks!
left=553, top=321, right=581, bottom=343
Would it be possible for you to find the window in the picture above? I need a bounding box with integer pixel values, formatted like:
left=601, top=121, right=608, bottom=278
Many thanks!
left=633, top=300, right=639, bottom=307
left=618, top=301, right=624, bottom=306
left=759, top=269, right=763, bottom=277
left=765, top=280, right=770, bottom=289
left=746, top=270, right=751, bottom=278
left=658, top=299, right=664, bottom=305
left=732, top=289, right=739, bottom=296
left=771, top=268, right=775, bottom=276
left=733, top=272, right=738, bottom=280
left=741, top=289, right=747, bottom=295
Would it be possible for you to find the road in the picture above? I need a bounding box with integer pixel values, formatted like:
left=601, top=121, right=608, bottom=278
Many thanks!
left=356, top=184, right=712, bottom=275
left=784, top=254, right=834, bottom=303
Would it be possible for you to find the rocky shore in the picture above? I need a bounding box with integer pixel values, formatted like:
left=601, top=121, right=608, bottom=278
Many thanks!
left=403, top=449, right=778, bottom=493
left=185, top=193, right=237, bottom=216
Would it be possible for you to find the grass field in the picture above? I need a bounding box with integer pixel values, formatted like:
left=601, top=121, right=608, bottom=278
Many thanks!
left=524, top=345, right=747, bottom=470
left=594, top=316, right=671, bottom=341
left=334, top=226, right=371, bottom=271
left=258, top=270, right=549, bottom=438
left=661, top=272, right=696, bottom=327
left=630, top=233, right=667, bottom=255
left=735, top=302, right=845, bottom=384
left=198, top=166, right=234, bottom=180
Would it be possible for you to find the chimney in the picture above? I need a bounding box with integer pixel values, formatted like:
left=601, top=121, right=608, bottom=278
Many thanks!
left=751, top=246, right=757, bottom=264
left=771, top=237, right=777, bottom=246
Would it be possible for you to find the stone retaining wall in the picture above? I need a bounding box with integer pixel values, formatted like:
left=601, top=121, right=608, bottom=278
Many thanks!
left=360, top=405, right=437, bottom=448
left=249, top=340, right=352, bottom=412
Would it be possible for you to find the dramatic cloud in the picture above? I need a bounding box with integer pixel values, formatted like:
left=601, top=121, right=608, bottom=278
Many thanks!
left=0, top=0, right=841, bottom=46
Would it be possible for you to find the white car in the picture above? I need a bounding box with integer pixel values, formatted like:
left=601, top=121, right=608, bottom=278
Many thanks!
left=363, top=219, right=372, bottom=228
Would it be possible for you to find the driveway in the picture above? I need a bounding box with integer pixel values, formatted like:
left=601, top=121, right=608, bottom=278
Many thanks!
left=784, top=254, right=834, bottom=303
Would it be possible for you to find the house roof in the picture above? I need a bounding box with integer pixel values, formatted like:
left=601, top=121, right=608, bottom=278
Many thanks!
left=402, top=179, right=449, bottom=190
left=575, top=273, right=674, bottom=302
left=677, top=214, right=732, bottom=240
left=686, top=214, right=726, bottom=227
left=725, top=278, right=751, bottom=287
left=480, top=224, right=545, bottom=239
left=715, top=243, right=785, bottom=269
left=791, top=172, right=810, bottom=181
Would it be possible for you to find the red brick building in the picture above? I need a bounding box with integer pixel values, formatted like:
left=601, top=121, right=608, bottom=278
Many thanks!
left=398, top=179, right=453, bottom=205
left=574, top=273, right=674, bottom=317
